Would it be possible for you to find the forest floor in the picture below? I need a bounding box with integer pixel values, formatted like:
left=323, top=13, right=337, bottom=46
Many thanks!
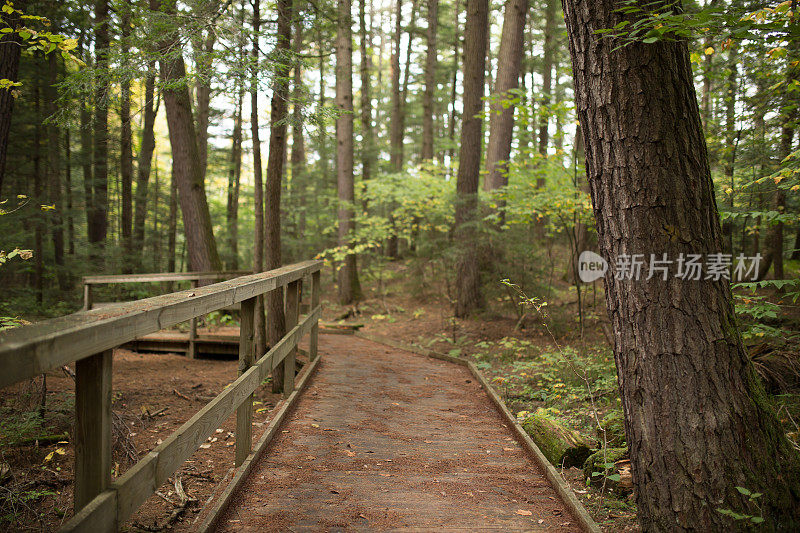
left=1, top=256, right=798, bottom=532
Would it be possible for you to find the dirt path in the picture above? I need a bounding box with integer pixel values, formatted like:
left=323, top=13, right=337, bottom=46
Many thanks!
left=216, top=334, right=581, bottom=532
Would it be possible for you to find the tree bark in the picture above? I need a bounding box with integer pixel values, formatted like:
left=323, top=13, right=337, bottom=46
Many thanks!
left=561, top=1, right=800, bottom=530
left=336, top=0, right=362, bottom=305
left=46, top=52, right=67, bottom=290
left=447, top=0, right=460, bottom=167
left=134, top=64, right=158, bottom=268
left=167, top=163, right=177, bottom=272
left=65, top=130, right=74, bottom=255
left=421, top=0, right=438, bottom=160
left=90, top=0, right=110, bottom=258
left=484, top=0, right=527, bottom=201
left=537, top=0, right=555, bottom=156
left=251, top=0, right=267, bottom=364
left=389, top=0, right=403, bottom=171
left=721, top=41, right=738, bottom=253
left=293, top=18, right=307, bottom=237
left=0, top=1, right=21, bottom=196
left=226, top=75, right=243, bottom=270
left=120, top=6, right=134, bottom=271
left=194, top=30, right=216, bottom=182
left=152, top=0, right=222, bottom=272
left=359, top=0, right=375, bottom=183
left=265, top=0, right=292, bottom=392
left=453, top=0, right=487, bottom=318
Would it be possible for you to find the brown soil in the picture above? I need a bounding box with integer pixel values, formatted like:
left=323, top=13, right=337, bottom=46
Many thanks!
left=217, top=334, right=582, bottom=532
left=0, top=347, right=295, bottom=532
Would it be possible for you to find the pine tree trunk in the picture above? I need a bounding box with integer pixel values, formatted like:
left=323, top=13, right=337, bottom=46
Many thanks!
left=389, top=0, right=403, bottom=171
left=134, top=64, right=158, bottom=268
left=293, top=18, right=307, bottom=237
left=265, top=0, right=292, bottom=393
left=250, top=0, right=267, bottom=366
left=359, top=0, right=375, bottom=183
left=90, top=0, right=110, bottom=258
left=65, top=130, right=74, bottom=256
left=33, top=67, right=43, bottom=304
left=537, top=0, right=555, bottom=156
left=484, top=0, right=527, bottom=203
left=152, top=0, right=222, bottom=272
left=447, top=0, right=460, bottom=167
left=226, top=77, right=243, bottom=270
left=561, top=1, right=800, bottom=529
left=421, top=0, right=438, bottom=160
left=46, top=52, right=67, bottom=290
left=721, top=42, right=738, bottom=253
left=167, top=164, right=178, bottom=272
left=120, top=8, right=134, bottom=272
left=453, top=0, right=487, bottom=318
left=0, top=3, right=21, bottom=196
left=194, top=30, right=216, bottom=182
left=336, top=0, right=362, bottom=305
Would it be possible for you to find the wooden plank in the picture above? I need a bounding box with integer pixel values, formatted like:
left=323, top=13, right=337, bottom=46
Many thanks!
left=81, top=270, right=252, bottom=285
left=310, top=270, right=320, bottom=361
left=196, top=352, right=323, bottom=533
left=83, top=283, right=93, bottom=311
left=188, top=280, right=198, bottom=359
left=236, top=298, right=256, bottom=467
left=283, top=280, right=300, bottom=398
left=0, top=260, right=323, bottom=389
left=74, top=350, right=113, bottom=513
left=109, top=305, right=321, bottom=522
left=59, top=489, right=117, bottom=533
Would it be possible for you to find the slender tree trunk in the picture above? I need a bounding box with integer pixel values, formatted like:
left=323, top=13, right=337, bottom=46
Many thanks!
left=65, top=130, right=74, bottom=256
left=421, top=0, right=438, bottom=160
left=484, top=0, right=527, bottom=209
left=226, top=78, right=243, bottom=270
left=167, top=163, right=178, bottom=272
left=251, top=0, right=267, bottom=362
left=79, top=28, right=93, bottom=242
left=447, top=0, right=460, bottom=166
left=562, top=1, right=800, bottom=530
left=90, top=0, right=110, bottom=259
left=398, top=0, right=418, bottom=166
left=359, top=0, right=375, bottom=184
left=152, top=0, right=222, bottom=272
left=133, top=64, right=158, bottom=268
left=152, top=162, right=161, bottom=270
left=120, top=7, right=134, bottom=271
left=265, top=0, right=292, bottom=392
left=721, top=41, right=738, bottom=253
left=537, top=0, right=555, bottom=156
left=390, top=0, right=403, bottom=171
left=194, top=30, right=216, bottom=182
left=336, top=0, right=362, bottom=305
left=293, top=18, right=307, bottom=237
left=46, top=52, right=67, bottom=290
left=0, top=2, right=21, bottom=196
left=453, top=0, right=488, bottom=318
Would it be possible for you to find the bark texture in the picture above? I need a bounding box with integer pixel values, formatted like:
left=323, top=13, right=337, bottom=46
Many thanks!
left=561, top=1, right=800, bottom=530
left=152, top=0, right=221, bottom=272
left=134, top=65, right=158, bottom=266
left=453, top=0, right=488, bottom=317
left=0, top=1, right=21, bottom=195
left=484, top=0, right=527, bottom=197
left=336, top=0, right=362, bottom=305
left=421, top=0, right=438, bottom=160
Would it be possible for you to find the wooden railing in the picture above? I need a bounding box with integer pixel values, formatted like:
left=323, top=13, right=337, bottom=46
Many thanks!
left=82, top=270, right=251, bottom=358
left=0, top=260, right=323, bottom=532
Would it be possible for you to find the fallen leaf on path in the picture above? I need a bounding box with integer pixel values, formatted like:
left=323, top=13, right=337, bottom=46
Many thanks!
left=346, top=450, right=356, bottom=457
left=516, top=510, right=532, bottom=516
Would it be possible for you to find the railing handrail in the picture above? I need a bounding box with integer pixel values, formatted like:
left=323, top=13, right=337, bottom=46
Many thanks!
left=0, top=260, right=322, bottom=390
left=82, top=270, right=252, bottom=285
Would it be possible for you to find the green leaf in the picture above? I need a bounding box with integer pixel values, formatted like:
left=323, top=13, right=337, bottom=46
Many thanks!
left=734, top=486, right=751, bottom=496
left=643, top=37, right=659, bottom=43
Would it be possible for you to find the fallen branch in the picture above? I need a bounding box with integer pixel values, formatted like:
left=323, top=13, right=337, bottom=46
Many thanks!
left=172, top=389, right=192, bottom=401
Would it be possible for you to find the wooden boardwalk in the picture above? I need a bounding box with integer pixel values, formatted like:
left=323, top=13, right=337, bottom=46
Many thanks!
left=214, top=335, right=584, bottom=532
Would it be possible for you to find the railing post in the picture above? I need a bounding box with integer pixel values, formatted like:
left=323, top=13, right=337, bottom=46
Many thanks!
left=188, top=280, right=198, bottom=359
left=310, top=270, right=320, bottom=360
left=283, top=279, right=300, bottom=397
left=235, top=297, right=256, bottom=467
left=74, top=349, right=112, bottom=512
left=83, top=282, right=93, bottom=311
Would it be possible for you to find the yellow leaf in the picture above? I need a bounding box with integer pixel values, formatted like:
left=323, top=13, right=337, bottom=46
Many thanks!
left=704, top=46, right=714, bottom=55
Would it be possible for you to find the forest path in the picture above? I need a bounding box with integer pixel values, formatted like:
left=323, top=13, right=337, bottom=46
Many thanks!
left=215, top=334, right=581, bottom=532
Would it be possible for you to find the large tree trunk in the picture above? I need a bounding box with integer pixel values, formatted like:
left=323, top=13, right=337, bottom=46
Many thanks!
left=537, top=0, right=555, bottom=156
left=0, top=2, right=21, bottom=196
left=265, top=0, right=292, bottom=393
left=561, top=1, right=800, bottom=530
left=421, top=0, right=438, bottom=160
left=133, top=64, right=158, bottom=268
left=453, top=0, right=487, bottom=318
left=336, top=0, right=362, bottom=305
left=152, top=0, right=221, bottom=272
left=483, top=0, right=527, bottom=206
left=90, top=0, right=110, bottom=258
